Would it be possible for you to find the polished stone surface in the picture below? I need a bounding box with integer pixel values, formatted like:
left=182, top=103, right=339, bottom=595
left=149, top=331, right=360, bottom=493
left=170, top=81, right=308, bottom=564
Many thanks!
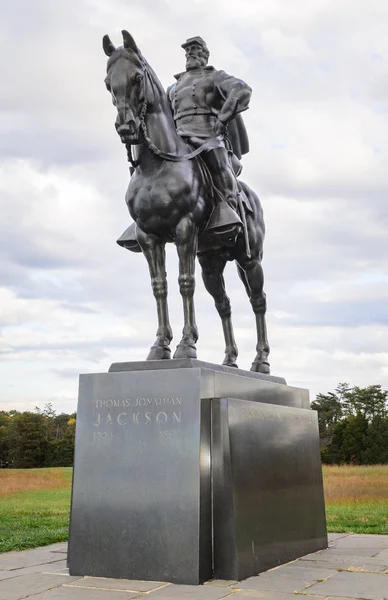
left=2, top=534, right=388, bottom=599
left=212, top=399, right=327, bottom=581
left=69, top=363, right=316, bottom=584
left=109, top=359, right=286, bottom=384
left=109, top=360, right=308, bottom=409
left=68, top=367, right=212, bottom=585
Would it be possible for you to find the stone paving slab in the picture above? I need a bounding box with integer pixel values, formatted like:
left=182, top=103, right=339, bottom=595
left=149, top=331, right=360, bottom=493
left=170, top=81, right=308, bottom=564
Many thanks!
left=259, top=565, right=337, bottom=579
left=0, top=571, right=23, bottom=582
left=48, top=545, right=68, bottom=554
left=234, top=577, right=330, bottom=594
left=29, top=588, right=140, bottom=599
left=143, top=584, right=234, bottom=598
left=66, top=577, right=170, bottom=592
left=328, top=533, right=351, bottom=541
left=0, top=573, right=82, bottom=600
left=302, top=547, right=386, bottom=558
left=233, top=565, right=337, bottom=594
left=43, top=544, right=69, bottom=553
left=0, top=546, right=65, bottom=571
left=307, top=570, right=388, bottom=599
left=204, top=579, right=237, bottom=587
left=8, top=559, right=69, bottom=576
left=43, top=568, right=70, bottom=575
left=0, top=534, right=387, bottom=599
left=331, top=534, right=388, bottom=549
left=231, top=593, right=326, bottom=599
left=290, top=556, right=388, bottom=572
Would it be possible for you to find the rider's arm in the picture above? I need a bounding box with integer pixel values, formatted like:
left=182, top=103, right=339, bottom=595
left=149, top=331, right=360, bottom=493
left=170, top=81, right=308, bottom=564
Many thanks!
left=215, top=71, right=252, bottom=125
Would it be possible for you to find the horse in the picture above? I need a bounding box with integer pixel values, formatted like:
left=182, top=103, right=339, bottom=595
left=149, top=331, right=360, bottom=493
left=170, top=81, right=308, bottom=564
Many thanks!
left=102, top=30, right=270, bottom=374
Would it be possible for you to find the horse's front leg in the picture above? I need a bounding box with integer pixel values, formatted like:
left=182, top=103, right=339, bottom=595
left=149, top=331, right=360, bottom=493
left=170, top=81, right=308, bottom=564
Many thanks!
left=137, top=229, right=172, bottom=360
left=173, top=217, right=198, bottom=359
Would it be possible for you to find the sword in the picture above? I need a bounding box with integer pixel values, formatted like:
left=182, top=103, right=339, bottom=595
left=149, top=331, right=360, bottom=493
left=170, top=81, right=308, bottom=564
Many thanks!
left=237, top=191, right=251, bottom=258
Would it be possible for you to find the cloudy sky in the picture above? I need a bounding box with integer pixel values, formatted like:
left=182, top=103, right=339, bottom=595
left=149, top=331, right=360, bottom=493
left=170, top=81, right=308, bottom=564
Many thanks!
left=1, top=0, right=387, bottom=414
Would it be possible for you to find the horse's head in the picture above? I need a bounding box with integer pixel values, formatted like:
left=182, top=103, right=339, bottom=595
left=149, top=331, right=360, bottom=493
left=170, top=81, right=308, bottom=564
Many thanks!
left=103, top=30, right=146, bottom=145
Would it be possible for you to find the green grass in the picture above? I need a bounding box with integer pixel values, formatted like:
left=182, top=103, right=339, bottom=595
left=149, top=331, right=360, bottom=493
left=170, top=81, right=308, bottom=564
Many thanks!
left=0, top=468, right=72, bottom=553
left=325, top=502, right=388, bottom=534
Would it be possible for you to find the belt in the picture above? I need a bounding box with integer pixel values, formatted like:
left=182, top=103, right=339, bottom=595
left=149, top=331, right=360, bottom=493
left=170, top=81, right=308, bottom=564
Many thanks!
left=175, top=114, right=216, bottom=126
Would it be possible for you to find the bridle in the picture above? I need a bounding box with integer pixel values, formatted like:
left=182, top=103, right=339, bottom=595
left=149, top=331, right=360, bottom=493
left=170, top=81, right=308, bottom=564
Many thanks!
left=124, top=58, right=222, bottom=170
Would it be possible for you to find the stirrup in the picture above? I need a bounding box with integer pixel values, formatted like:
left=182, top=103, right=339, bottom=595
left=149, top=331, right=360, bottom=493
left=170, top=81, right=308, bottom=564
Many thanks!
left=204, top=202, right=243, bottom=235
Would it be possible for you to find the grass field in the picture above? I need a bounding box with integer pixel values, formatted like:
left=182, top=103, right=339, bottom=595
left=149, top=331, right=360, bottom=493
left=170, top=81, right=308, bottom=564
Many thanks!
left=0, top=465, right=387, bottom=552
left=323, top=464, right=388, bottom=535
left=0, top=468, right=72, bottom=553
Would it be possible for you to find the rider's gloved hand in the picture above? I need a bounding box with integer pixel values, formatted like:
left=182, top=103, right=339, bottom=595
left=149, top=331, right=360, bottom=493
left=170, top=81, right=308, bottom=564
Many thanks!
left=214, top=119, right=226, bottom=137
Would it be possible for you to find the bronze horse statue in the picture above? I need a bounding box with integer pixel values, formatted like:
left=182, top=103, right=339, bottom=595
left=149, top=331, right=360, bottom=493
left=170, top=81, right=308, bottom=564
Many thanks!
left=103, top=30, right=270, bottom=373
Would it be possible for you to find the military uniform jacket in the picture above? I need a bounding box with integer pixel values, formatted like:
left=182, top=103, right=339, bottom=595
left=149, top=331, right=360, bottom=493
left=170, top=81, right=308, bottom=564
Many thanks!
left=167, top=66, right=251, bottom=159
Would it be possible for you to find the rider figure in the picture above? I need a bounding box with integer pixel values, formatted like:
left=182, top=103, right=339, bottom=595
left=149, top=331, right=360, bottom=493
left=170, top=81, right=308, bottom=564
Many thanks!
left=167, top=36, right=252, bottom=238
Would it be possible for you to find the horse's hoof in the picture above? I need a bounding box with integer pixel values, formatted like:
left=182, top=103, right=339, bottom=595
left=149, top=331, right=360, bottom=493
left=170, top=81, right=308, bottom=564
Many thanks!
left=251, top=361, right=270, bottom=374
left=147, top=345, right=171, bottom=360
left=222, top=358, right=238, bottom=368
left=173, top=343, right=197, bottom=360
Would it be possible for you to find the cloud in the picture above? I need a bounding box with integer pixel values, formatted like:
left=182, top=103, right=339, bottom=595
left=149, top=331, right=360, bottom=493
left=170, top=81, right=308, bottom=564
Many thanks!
left=0, top=0, right=388, bottom=413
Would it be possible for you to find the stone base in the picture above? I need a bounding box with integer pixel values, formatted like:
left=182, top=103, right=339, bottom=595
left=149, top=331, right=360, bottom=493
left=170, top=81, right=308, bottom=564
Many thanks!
left=68, top=360, right=327, bottom=584
left=212, top=397, right=327, bottom=580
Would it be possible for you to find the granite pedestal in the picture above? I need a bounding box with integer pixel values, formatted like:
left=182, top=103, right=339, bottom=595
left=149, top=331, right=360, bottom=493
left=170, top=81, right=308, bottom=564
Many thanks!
left=68, top=360, right=327, bottom=585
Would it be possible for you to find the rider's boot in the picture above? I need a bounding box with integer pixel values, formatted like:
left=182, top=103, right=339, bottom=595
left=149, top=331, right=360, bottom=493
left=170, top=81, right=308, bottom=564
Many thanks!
left=204, top=197, right=242, bottom=244
left=199, top=146, right=243, bottom=246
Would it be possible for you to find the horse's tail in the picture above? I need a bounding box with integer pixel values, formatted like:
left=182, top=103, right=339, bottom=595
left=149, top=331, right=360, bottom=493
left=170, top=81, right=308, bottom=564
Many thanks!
left=237, top=180, right=265, bottom=236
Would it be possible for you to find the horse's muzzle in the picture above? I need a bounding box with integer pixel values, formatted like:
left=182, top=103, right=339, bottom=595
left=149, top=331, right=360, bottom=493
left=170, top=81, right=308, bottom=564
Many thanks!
left=116, top=121, right=141, bottom=144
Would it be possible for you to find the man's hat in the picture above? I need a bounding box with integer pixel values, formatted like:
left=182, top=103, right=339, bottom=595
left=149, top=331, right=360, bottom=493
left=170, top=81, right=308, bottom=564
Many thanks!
left=181, top=36, right=209, bottom=55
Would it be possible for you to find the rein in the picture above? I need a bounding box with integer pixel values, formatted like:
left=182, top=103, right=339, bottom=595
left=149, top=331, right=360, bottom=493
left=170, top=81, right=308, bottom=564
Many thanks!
left=126, top=65, right=221, bottom=169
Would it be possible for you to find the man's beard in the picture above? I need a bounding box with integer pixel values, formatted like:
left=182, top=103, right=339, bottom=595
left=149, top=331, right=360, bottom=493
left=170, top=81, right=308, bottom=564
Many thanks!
left=186, top=56, right=203, bottom=70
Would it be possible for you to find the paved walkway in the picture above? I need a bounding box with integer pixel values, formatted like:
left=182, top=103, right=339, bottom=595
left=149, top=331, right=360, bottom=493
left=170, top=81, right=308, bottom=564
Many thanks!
left=1, top=534, right=388, bottom=600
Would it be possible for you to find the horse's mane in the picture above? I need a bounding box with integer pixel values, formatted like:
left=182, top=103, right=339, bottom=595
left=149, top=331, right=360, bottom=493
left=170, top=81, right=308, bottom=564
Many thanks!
left=107, top=47, right=166, bottom=100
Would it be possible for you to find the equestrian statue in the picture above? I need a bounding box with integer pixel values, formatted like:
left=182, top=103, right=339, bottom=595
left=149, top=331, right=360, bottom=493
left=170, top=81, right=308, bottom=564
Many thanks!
left=102, top=30, right=270, bottom=374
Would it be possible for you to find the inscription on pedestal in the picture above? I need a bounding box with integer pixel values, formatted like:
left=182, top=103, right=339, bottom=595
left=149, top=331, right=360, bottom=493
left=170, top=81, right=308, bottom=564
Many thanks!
left=69, top=368, right=210, bottom=585
left=92, top=396, right=183, bottom=440
left=237, top=406, right=316, bottom=423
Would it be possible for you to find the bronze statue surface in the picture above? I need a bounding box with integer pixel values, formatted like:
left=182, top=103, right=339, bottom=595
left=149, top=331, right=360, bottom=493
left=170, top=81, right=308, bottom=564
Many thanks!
left=103, top=31, right=270, bottom=373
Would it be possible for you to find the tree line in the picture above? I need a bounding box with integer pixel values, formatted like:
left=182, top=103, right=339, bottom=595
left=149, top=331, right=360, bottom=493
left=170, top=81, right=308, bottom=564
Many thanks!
left=0, top=404, right=76, bottom=468
left=311, top=383, right=388, bottom=465
left=1, top=383, right=388, bottom=467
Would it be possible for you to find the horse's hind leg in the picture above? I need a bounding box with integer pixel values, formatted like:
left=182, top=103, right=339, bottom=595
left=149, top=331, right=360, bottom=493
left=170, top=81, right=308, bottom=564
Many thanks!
left=137, top=229, right=172, bottom=360
left=236, top=259, right=270, bottom=374
left=198, top=251, right=238, bottom=367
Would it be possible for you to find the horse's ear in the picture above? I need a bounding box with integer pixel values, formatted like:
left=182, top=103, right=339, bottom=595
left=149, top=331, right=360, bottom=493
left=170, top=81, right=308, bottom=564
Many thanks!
left=103, top=34, right=116, bottom=57
left=122, top=30, right=139, bottom=53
